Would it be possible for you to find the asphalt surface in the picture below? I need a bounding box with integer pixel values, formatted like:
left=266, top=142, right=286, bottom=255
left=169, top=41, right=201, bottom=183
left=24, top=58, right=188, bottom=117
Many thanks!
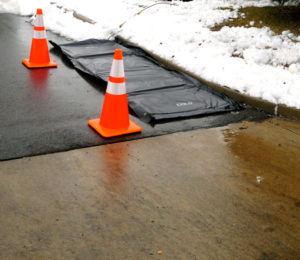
left=0, top=14, right=269, bottom=161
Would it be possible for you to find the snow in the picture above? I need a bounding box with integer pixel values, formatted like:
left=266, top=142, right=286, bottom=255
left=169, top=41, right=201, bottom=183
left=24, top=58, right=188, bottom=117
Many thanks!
left=1, top=0, right=300, bottom=109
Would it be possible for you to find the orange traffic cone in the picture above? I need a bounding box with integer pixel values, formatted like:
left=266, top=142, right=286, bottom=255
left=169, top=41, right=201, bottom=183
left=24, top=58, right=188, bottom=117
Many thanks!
left=88, top=49, right=142, bottom=138
left=22, top=8, right=57, bottom=68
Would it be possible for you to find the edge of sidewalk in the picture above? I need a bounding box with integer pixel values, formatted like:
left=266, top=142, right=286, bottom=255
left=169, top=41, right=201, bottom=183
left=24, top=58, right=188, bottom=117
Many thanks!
left=117, top=36, right=300, bottom=122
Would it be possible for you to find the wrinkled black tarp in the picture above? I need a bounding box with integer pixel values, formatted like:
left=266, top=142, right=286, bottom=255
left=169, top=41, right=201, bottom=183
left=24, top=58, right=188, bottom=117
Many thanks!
left=50, top=39, right=240, bottom=122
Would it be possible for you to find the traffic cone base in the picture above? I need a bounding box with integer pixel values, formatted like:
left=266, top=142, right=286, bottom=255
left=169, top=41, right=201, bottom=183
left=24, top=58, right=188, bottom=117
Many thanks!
left=88, top=118, right=142, bottom=138
left=88, top=48, right=142, bottom=138
left=22, top=59, right=57, bottom=68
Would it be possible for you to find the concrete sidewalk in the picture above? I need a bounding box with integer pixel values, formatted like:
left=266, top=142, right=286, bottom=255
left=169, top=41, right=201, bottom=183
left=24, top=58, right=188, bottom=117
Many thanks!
left=0, top=118, right=299, bottom=259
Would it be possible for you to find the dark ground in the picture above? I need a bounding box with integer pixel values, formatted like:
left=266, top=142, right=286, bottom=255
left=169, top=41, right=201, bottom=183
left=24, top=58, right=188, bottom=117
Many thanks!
left=0, top=14, right=269, bottom=161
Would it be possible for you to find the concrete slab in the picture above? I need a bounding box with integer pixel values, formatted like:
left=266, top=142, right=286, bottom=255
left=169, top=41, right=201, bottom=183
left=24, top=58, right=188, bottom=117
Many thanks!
left=0, top=13, right=269, bottom=161
left=0, top=118, right=299, bottom=259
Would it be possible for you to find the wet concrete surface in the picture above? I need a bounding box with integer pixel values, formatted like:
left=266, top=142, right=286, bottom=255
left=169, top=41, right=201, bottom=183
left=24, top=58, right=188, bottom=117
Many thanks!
left=0, top=118, right=299, bottom=259
left=0, top=13, right=269, bottom=161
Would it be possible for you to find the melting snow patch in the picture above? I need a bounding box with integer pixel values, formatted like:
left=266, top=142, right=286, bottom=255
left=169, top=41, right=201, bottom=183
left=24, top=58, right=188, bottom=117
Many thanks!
left=1, top=0, right=299, bottom=109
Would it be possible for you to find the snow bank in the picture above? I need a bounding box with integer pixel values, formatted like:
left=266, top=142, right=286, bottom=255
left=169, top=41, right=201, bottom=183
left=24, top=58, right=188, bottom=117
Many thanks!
left=1, top=0, right=300, bottom=109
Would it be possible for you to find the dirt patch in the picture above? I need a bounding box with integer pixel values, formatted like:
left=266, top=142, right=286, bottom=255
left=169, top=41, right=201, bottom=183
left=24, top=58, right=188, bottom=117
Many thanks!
left=211, top=6, right=300, bottom=37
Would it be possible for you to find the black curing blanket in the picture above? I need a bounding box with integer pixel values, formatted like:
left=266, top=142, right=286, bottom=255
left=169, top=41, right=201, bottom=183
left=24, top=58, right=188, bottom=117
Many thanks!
left=50, top=39, right=240, bottom=122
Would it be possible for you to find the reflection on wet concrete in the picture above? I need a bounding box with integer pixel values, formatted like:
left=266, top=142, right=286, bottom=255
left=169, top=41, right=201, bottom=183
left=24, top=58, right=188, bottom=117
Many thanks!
left=28, top=69, right=50, bottom=88
left=221, top=118, right=300, bottom=202
left=100, top=142, right=129, bottom=193
left=0, top=118, right=299, bottom=259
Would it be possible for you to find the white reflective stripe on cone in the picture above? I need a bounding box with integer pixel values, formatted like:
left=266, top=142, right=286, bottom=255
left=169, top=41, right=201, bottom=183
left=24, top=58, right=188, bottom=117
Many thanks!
left=110, top=59, right=125, bottom=78
left=34, top=15, right=44, bottom=27
left=106, top=81, right=126, bottom=95
left=33, top=30, right=47, bottom=39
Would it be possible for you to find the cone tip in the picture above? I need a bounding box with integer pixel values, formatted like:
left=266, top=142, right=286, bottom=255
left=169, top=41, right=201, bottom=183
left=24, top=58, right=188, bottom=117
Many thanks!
left=114, top=49, right=123, bottom=60
left=36, top=8, right=43, bottom=15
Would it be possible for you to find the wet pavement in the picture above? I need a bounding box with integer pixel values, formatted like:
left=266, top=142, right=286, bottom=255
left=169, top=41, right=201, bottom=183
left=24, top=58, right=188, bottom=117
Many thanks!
left=0, top=118, right=299, bottom=259
left=0, top=13, right=269, bottom=161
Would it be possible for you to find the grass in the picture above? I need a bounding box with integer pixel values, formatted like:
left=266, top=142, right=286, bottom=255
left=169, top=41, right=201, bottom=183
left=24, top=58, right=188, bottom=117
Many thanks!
left=211, top=6, right=300, bottom=37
